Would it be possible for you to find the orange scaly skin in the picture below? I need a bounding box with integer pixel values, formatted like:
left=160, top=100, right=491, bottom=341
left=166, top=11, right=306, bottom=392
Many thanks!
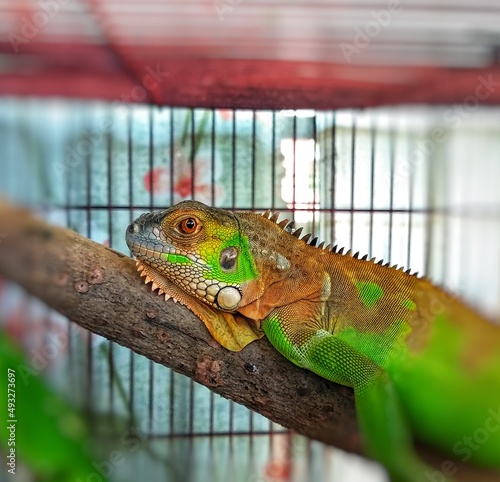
left=126, top=201, right=500, bottom=482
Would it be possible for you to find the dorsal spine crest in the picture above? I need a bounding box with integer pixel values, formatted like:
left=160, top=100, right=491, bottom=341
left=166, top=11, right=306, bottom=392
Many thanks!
left=260, top=209, right=421, bottom=279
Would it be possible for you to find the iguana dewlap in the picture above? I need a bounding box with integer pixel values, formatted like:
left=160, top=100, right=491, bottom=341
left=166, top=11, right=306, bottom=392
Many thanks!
left=126, top=200, right=500, bottom=482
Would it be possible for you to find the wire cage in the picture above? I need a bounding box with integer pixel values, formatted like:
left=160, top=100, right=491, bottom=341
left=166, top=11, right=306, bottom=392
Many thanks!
left=1, top=2, right=500, bottom=482
left=1, top=99, right=499, bottom=482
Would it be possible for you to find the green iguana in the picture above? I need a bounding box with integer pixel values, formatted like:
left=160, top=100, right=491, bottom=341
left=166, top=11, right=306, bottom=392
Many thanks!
left=125, top=200, right=500, bottom=482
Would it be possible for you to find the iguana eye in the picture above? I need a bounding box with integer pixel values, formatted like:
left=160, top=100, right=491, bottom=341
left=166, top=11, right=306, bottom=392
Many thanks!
left=179, top=217, right=198, bottom=235
left=220, top=247, right=238, bottom=272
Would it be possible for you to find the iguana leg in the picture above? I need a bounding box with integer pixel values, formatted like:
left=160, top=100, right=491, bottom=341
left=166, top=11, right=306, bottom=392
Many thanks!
left=261, top=303, right=449, bottom=482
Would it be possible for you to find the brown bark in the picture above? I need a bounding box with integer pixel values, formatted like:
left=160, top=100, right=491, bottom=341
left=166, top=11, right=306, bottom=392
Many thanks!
left=0, top=199, right=497, bottom=482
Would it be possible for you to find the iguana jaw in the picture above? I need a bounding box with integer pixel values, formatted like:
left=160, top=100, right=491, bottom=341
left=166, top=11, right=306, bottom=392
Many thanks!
left=135, top=260, right=264, bottom=351
left=136, top=259, right=241, bottom=309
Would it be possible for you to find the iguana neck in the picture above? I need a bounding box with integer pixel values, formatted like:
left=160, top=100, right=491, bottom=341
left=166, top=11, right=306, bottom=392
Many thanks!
left=235, top=211, right=331, bottom=320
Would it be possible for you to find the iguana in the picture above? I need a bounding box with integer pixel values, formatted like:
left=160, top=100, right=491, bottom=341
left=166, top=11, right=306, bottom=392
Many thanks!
left=125, top=200, right=500, bottom=482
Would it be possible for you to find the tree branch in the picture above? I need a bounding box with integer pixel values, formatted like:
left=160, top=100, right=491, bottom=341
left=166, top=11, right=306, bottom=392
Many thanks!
left=0, top=200, right=497, bottom=482
left=0, top=200, right=360, bottom=450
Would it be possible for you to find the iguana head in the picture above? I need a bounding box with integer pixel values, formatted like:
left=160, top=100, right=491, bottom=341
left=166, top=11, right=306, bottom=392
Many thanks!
left=126, top=200, right=259, bottom=313
left=126, top=200, right=326, bottom=349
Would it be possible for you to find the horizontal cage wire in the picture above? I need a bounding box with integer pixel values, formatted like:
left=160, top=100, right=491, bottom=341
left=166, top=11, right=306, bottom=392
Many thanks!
left=0, top=99, right=499, bottom=482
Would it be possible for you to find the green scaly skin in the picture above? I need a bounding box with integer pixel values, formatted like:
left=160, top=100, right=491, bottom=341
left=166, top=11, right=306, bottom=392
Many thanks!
left=126, top=200, right=500, bottom=482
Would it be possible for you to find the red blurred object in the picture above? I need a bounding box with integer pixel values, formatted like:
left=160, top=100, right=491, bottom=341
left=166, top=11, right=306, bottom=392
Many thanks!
left=144, top=158, right=222, bottom=203
left=144, top=165, right=168, bottom=195
left=1, top=1, right=500, bottom=109
left=265, top=460, right=292, bottom=480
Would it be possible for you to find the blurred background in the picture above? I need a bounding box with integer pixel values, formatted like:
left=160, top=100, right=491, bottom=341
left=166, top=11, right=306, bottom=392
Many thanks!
left=1, top=1, right=500, bottom=481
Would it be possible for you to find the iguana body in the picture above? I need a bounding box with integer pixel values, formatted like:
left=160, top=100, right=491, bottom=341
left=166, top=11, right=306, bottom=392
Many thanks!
left=126, top=200, right=500, bottom=482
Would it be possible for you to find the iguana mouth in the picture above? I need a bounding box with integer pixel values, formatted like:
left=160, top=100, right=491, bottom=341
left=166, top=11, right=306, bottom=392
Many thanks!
left=132, top=242, right=205, bottom=265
